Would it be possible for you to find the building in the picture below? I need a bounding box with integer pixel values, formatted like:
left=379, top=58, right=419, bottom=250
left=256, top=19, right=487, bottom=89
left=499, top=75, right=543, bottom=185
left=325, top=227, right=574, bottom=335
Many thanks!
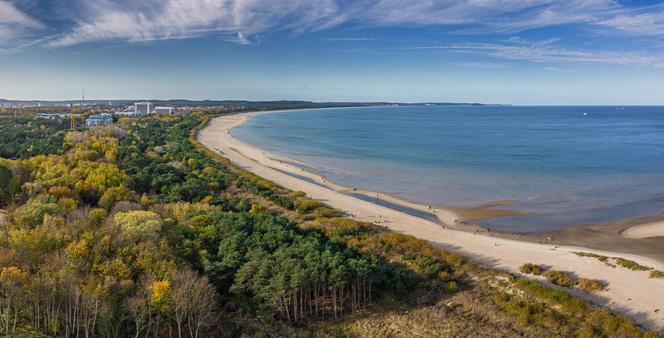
left=86, top=113, right=113, bottom=127
left=115, top=111, right=144, bottom=117
left=134, top=102, right=152, bottom=115
left=36, top=112, right=62, bottom=120
left=154, top=106, right=176, bottom=114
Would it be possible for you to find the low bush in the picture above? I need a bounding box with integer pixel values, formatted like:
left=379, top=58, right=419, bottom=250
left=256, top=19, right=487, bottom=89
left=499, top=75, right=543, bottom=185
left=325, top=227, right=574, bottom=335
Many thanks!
left=577, top=278, right=605, bottom=292
left=614, top=258, right=651, bottom=271
left=444, top=281, right=458, bottom=292
left=295, top=198, right=323, bottom=213
left=519, top=263, right=543, bottom=275
left=544, top=270, right=576, bottom=287
left=649, top=270, right=664, bottom=279
left=574, top=251, right=608, bottom=262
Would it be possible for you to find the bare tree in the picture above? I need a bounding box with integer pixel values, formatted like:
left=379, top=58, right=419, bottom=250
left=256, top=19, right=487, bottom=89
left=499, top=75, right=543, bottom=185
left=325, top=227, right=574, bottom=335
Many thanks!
left=170, top=268, right=217, bottom=338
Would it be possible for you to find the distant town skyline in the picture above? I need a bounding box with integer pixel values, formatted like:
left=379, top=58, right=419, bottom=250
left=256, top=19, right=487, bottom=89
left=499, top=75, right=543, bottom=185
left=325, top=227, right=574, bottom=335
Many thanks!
left=1, top=0, right=664, bottom=104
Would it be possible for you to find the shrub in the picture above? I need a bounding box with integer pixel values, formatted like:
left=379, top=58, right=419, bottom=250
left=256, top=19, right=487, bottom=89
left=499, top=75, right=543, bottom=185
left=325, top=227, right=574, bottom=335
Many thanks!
left=444, top=281, right=458, bottom=292
left=544, top=270, right=576, bottom=287
left=313, top=206, right=343, bottom=218
left=295, top=198, right=323, bottom=214
left=12, top=200, right=60, bottom=228
left=519, top=263, right=543, bottom=275
left=649, top=270, right=664, bottom=279
left=614, top=258, right=651, bottom=271
left=574, top=251, right=608, bottom=262
left=577, top=278, right=605, bottom=292
left=89, top=208, right=108, bottom=225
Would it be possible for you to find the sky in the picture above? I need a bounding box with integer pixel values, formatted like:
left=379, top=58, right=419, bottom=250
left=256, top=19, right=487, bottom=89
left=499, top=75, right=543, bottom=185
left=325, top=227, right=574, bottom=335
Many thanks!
left=1, top=0, right=664, bottom=104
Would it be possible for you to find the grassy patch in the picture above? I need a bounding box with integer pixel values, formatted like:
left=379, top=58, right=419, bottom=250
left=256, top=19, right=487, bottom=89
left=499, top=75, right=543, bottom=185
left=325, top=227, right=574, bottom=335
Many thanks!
left=577, top=278, right=605, bottom=292
left=574, top=251, right=609, bottom=262
left=519, top=263, right=544, bottom=275
left=574, top=252, right=657, bottom=274
left=544, top=270, right=576, bottom=287
left=614, top=258, right=651, bottom=271
left=649, top=270, right=664, bottom=279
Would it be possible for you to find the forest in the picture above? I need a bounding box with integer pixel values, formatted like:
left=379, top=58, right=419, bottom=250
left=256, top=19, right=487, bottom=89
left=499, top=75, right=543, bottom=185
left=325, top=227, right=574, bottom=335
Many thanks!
left=0, top=116, right=68, bottom=159
left=0, top=113, right=659, bottom=337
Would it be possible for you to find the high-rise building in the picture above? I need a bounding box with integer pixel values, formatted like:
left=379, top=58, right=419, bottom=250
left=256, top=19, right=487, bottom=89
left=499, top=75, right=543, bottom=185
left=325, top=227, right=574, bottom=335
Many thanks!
left=134, top=102, right=152, bottom=115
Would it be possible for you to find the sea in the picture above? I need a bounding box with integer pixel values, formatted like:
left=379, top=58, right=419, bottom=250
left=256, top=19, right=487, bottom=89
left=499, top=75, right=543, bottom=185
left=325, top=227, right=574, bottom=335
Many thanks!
left=232, top=105, right=664, bottom=233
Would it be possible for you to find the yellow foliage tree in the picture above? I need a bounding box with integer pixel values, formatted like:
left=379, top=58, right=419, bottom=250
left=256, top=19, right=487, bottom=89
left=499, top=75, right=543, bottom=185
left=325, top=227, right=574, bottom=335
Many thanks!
left=114, top=210, right=163, bottom=241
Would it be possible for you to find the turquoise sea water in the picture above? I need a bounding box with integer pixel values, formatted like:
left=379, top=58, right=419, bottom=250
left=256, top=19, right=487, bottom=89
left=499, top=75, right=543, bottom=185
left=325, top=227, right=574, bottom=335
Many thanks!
left=232, top=106, right=664, bottom=232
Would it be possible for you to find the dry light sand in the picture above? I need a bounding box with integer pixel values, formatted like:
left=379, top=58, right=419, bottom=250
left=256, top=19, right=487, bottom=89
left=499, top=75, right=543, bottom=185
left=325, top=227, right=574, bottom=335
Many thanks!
left=198, top=111, right=664, bottom=332
left=623, top=221, right=664, bottom=239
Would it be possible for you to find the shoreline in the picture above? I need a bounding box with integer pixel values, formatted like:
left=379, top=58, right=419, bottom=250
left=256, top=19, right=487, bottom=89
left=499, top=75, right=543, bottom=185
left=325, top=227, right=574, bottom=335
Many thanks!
left=198, top=110, right=664, bottom=331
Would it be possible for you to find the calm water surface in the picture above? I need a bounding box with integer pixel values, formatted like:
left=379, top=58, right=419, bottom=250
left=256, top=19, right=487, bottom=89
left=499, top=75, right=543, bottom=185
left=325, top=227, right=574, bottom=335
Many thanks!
left=233, top=106, right=664, bottom=232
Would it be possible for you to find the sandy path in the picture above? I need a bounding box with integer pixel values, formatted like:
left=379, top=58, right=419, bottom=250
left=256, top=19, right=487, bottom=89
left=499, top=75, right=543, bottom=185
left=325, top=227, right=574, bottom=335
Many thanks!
left=624, top=221, right=664, bottom=239
left=198, top=112, right=664, bottom=332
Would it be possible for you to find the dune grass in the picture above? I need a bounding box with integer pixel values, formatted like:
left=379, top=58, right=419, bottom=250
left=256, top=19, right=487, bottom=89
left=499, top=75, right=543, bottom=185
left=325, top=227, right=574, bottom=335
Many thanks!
left=519, top=263, right=544, bottom=275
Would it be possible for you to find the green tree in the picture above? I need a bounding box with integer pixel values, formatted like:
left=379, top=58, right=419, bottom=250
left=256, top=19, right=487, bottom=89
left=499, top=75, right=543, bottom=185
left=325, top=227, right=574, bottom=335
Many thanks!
left=0, top=164, right=11, bottom=205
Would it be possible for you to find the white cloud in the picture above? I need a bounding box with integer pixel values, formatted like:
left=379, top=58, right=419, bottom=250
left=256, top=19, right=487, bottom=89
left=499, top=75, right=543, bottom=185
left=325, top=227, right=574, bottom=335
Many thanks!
left=0, top=0, right=43, bottom=41
left=49, top=0, right=340, bottom=46
left=441, top=39, right=664, bottom=68
left=45, top=0, right=640, bottom=47
left=0, top=0, right=658, bottom=51
left=598, top=8, right=664, bottom=36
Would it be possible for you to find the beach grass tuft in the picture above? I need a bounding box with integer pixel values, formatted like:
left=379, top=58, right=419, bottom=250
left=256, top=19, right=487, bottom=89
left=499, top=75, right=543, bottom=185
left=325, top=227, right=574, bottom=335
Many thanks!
left=519, top=263, right=544, bottom=275
left=544, top=270, right=576, bottom=288
left=649, top=270, right=664, bottom=279
left=577, top=278, right=605, bottom=292
left=614, top=258, right=652, bottom=271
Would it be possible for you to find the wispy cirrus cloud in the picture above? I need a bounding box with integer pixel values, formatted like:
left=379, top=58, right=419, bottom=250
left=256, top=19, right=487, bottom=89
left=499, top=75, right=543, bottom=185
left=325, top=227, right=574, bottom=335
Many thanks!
left=597, top=4, right=664, bottom=36
left=45, top=0, right=664, bottom=48
left=0, top=0, right=43, bottom=42
left=441, top=38, right=664, bottom=69
left=0, top=0, right=661, bottom=64
left=353, top=36, right=664, bottom=69
left=49, top=0, right=340, bottom=47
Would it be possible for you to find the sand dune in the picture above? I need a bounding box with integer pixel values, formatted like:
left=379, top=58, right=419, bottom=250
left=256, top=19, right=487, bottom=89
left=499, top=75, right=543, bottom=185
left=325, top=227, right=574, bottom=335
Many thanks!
left=198, top=112, right=664, bottom=332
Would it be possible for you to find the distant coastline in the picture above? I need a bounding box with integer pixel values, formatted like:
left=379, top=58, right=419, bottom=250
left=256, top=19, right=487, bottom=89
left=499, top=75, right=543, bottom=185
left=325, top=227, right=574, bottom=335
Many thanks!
left=216, top=108, right=664, bottom=259
left=199, top=110, right=664, bottom=331
left=231, top=105, right=664, bottom=234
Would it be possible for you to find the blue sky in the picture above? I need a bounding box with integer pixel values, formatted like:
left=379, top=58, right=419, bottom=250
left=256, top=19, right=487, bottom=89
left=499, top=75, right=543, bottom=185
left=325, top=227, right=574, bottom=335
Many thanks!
left=1, top=0, right=664, bottom=104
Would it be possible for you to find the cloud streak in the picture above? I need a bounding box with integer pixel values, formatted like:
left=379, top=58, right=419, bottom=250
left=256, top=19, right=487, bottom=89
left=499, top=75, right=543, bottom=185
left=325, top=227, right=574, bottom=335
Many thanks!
left=598, top=4, right=664, bottom=36
left=0, top=0, right=43, bottom=42
left=441, top=39, right=664, bottom=69
left=49, top=0, right=341, bottom=47
left=43, top=0, right=664, bottom=48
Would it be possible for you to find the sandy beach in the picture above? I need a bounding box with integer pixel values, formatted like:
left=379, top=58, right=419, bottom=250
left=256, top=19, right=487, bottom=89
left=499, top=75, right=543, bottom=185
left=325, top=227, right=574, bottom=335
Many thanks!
left=623, top=221, right=664, bottom=239
left=198, top=111, right=664, bottom=331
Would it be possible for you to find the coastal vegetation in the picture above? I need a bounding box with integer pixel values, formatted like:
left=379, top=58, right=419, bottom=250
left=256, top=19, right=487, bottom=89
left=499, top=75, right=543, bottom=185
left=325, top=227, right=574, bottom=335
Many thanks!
left=0, top=116, right=67, bottom=159
left=651, top=270, right=664, bottom=279
left=519, top=263, right=543, bottom=275
left=577, top=278, right=605, bottom=292
left=574, top=251, right=664, bottom=278
left=0, top=114, right=658, bottom=337
left=544, top=270, right=576, bottom=287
